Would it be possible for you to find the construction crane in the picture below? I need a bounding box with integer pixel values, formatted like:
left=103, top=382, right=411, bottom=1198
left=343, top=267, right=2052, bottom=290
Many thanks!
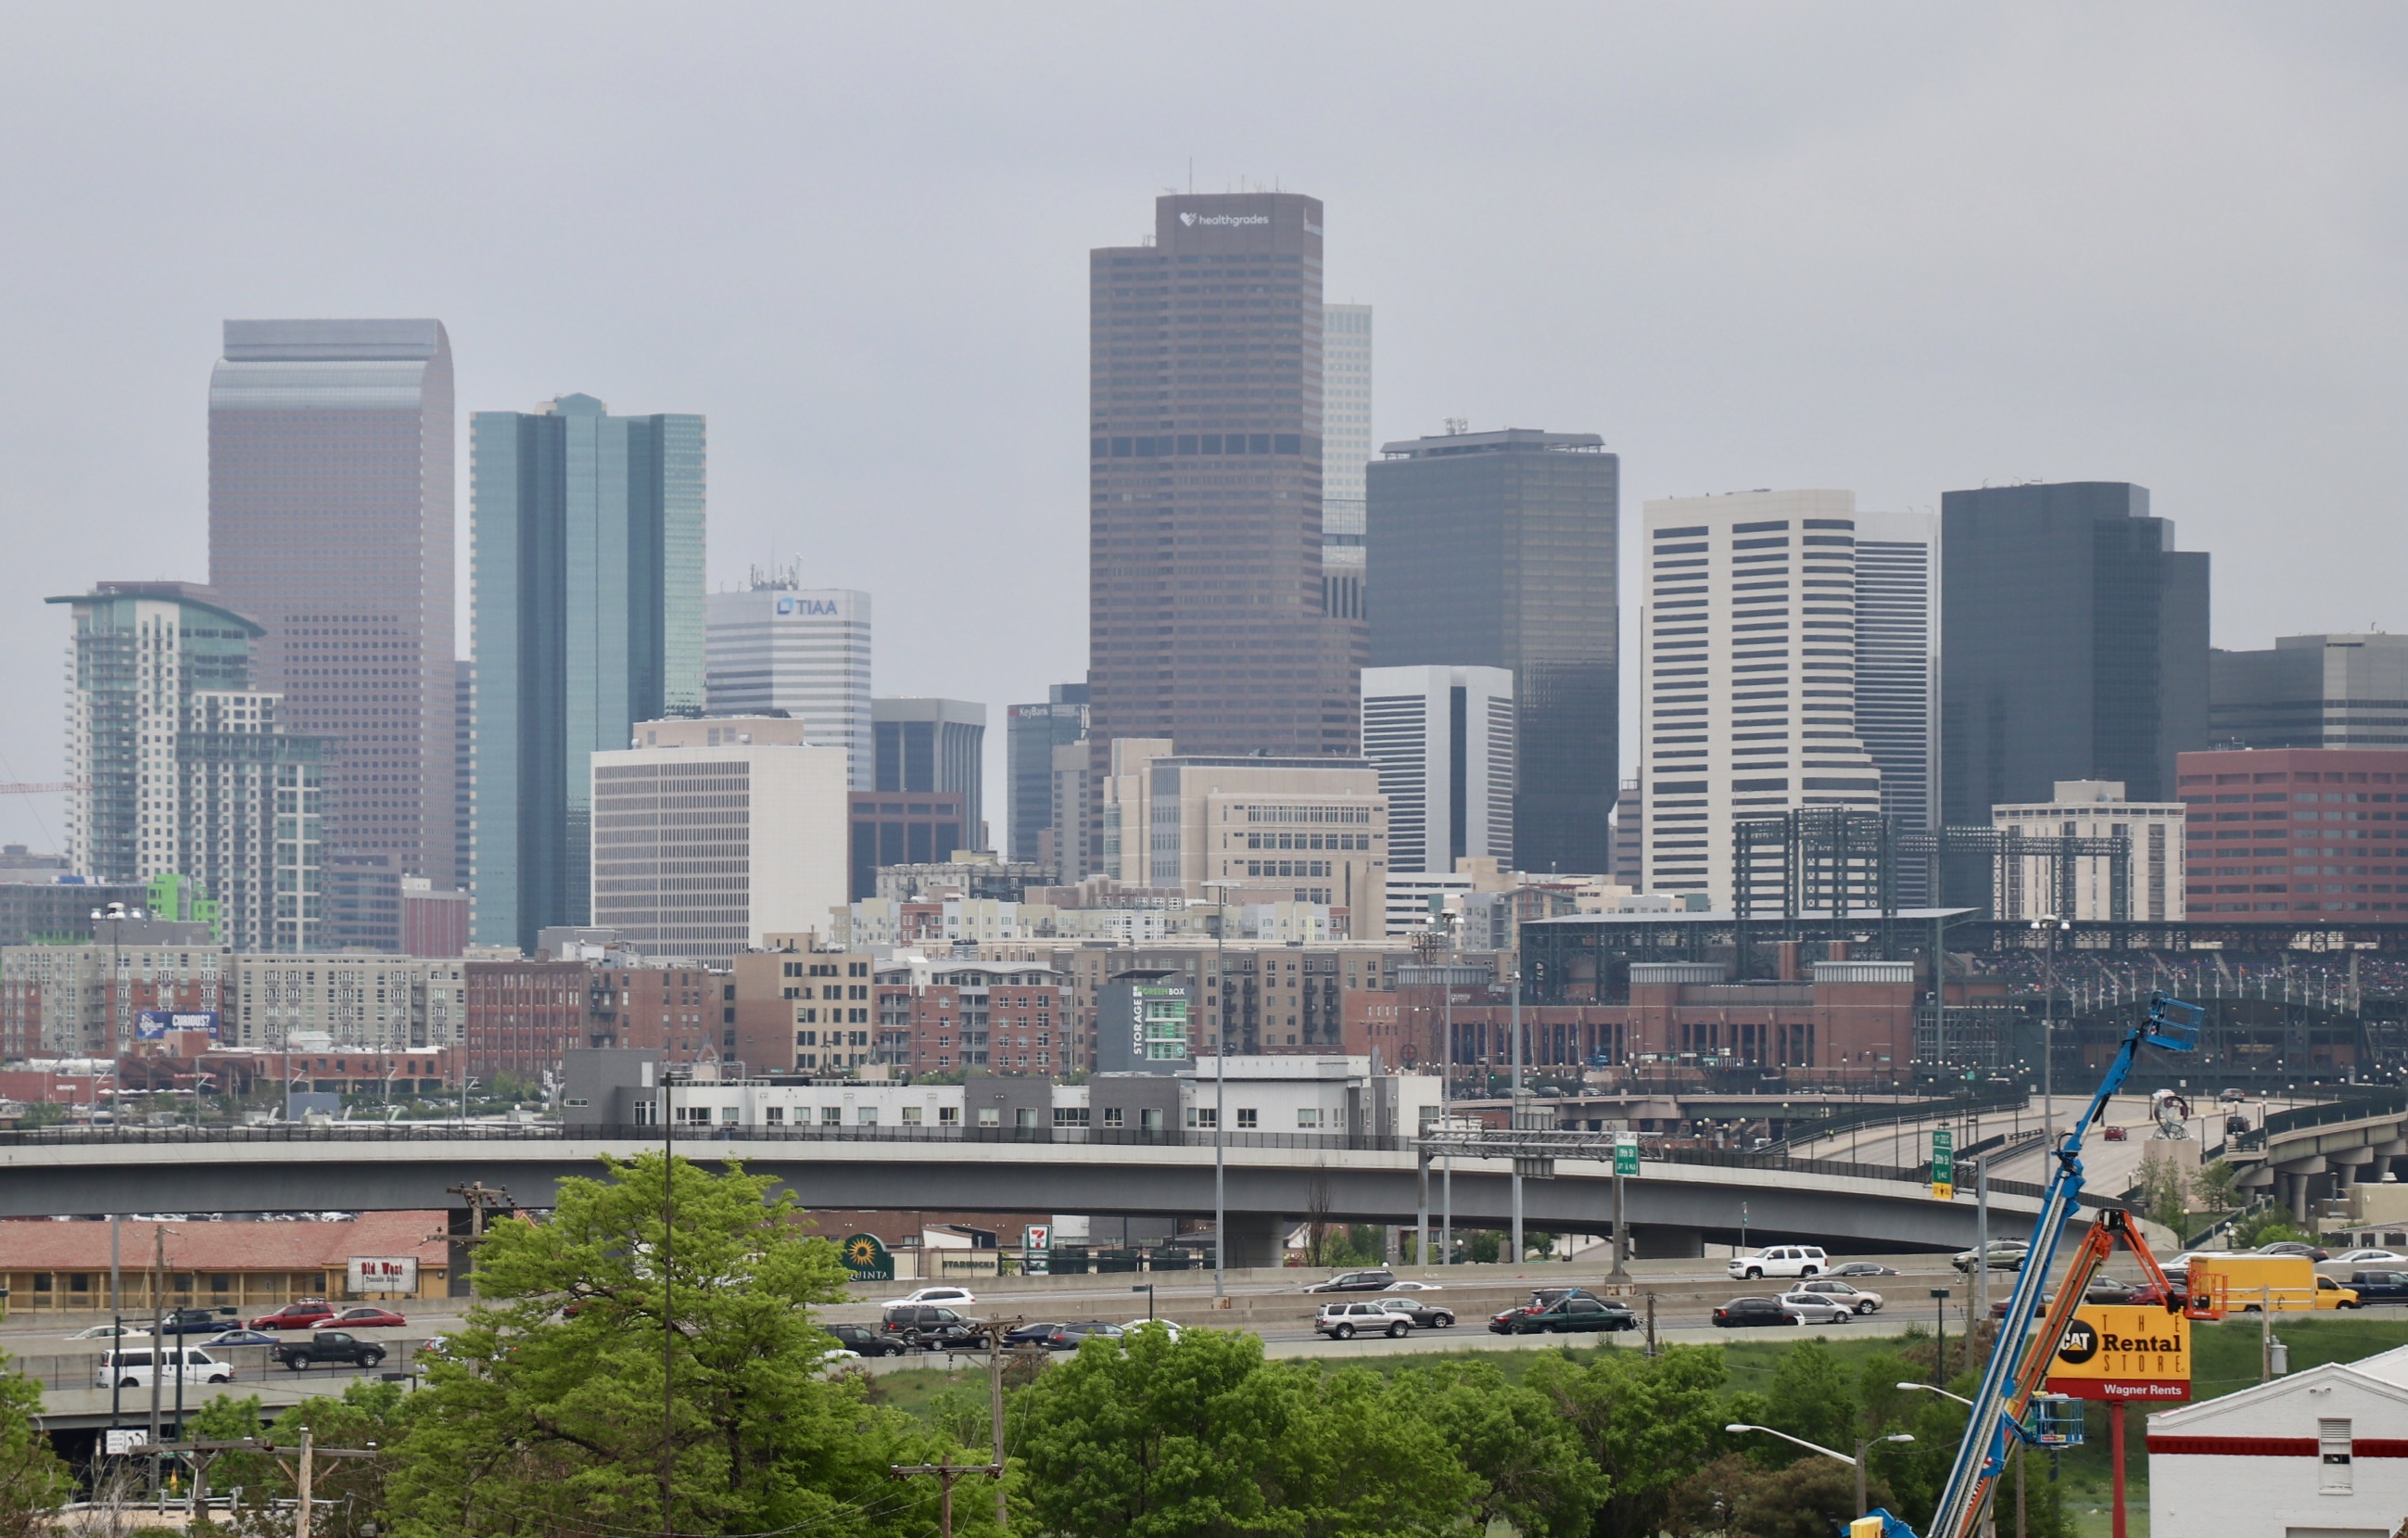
left=1857, top=991, right=2219, bottom=1538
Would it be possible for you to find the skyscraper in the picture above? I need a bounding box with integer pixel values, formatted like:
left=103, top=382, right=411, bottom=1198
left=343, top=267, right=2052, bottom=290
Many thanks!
left=1007, top=682, right=1087, bottom=868
left=871, top=698, right=986, bottom=846
left=2210, top=633, right=2408, bottom=748
left=469, top=393, right=706, bottom=953
left=1322, top=303, right=1372, bottom=620
left=1368, top=427, right=1620, bottom=873
left=1638, top=491, right=1884, bottom=906
left=704, top=567, right=873, bottom=787
left=208, top=319, right=457, bottom=891
left=1852, top=510, right=1939, bottom=899
left=51, top=581, right=323, bottom=952
left=1360, top=665, right=1515, bottom=874
left=1939, top=481, right=2209, bottom=824
left=1086, top=192, right=1362, bottom=789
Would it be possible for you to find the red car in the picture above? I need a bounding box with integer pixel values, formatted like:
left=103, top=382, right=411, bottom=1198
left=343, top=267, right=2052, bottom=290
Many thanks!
left=332, top=1306, right=408, bottom=1328
left=250, top=1301, right=337, bottom=1331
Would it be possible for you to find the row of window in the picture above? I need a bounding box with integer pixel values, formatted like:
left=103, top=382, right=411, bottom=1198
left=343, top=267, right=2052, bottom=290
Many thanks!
left=1095, top=434, right=1310, bottom=459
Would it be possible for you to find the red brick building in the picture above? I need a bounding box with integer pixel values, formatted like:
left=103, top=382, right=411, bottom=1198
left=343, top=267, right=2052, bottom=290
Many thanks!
left=2179, top=747, right=2408, bottom=920
left=463, top=959, right=717, bottom=1081
left=872, top=960, right=1069, bottom=1074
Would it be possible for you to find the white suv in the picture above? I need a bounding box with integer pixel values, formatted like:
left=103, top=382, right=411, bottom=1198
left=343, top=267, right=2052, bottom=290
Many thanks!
left=95, top=1347, right=233, bottom=1390
left=1314, top=1301, right=1411, bottom=1340
left=1728, top=1245, right=1828, bottom=1281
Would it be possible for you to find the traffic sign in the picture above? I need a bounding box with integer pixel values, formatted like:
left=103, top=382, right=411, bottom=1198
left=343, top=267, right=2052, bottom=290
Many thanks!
left=1614, top=1134, right=1640, bottom=1177
left=1931, top=1128, right=1955, bottom=1201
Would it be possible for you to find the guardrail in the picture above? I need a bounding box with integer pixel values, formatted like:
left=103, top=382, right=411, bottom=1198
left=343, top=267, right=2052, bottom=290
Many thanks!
left=1766, top=1085, right=2032, bottom=1154
left=2260, top=1091, right=2408, bottom=1140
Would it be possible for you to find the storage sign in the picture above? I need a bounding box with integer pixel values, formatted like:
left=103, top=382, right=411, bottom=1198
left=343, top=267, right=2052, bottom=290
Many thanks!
left=347, top=1256, right=419, bottom=1294
left=2045, top=1304, right=2191, bottom=1402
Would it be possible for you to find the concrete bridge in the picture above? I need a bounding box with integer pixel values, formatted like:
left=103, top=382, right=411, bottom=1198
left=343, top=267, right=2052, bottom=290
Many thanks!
left=2225, top=1097, right=2408, bottom=1222
left=0, top=1125, right=2091, bottom=1262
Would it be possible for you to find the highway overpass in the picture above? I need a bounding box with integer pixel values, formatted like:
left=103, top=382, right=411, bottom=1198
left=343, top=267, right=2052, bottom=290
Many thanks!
left=0, top=1125, right=2105, bottom=1262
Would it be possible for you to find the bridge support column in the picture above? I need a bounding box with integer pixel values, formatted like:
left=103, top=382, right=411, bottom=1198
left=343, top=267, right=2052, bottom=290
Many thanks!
left=1225, top=1213, right=1283, bottom=1270
left=1630, top=1224, right=1705, bottom=1260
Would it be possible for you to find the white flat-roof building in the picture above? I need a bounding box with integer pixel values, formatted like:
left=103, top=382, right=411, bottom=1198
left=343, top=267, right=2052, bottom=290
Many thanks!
left=1991, top=780, right=2186, bottom=922
left=1361, top=664, right=1515, bottom=876
left=2149, top=1341, right=2408, bottom=1534
left=703, top=574, right=871, bottom=789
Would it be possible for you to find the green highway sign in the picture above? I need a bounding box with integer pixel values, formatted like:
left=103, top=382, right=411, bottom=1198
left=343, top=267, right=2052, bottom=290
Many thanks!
left=1614, top=1135, right=1640, bottom=1177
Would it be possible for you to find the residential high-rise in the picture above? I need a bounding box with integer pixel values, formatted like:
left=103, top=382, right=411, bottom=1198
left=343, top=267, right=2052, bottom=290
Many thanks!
left=50, top=582, right=323, bottom=952
left=872, top=698, right=986, bottom=846
left=591, top=718, right=849, bottom=963
left=453, top=658, right=475, bottom=898
left=469, top=394, right=706, bottom=954
left=1007, top=682, right=1087, bottom=868
left=1322, top=303, right=1372, bottom=620
left=207, top=319, right=457, bottom=889
left=1368, top=427, right=1620, bottom=873
left=704, top=566, right=872, bottom=787
left=1852, top=510, right=1939, bottom=900
left=1086, top=192, right=1362, bottom=790
left=1050, top=741, right=1095, bottom=882
left=1099, top=744, right=1388, bottom=928
left=1638, top=491, right=1884, bottom=906
left=1360, top=665, right=1515, bottom=874
left=2211, top=634, right=2408, bottom=749
left=1939, top=481, right=2209, bottom=824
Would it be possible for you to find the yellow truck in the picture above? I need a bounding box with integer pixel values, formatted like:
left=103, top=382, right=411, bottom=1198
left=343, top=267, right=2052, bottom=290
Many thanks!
left=2189, top=1253, right=2361, bottom=1312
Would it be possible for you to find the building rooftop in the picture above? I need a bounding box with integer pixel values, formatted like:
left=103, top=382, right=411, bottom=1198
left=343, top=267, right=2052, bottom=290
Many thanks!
left=1378, top=428, right=1606, bottom=457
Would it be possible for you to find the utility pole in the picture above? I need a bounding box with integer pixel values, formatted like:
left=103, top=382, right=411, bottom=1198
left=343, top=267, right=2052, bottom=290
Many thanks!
left=1972, top=1158, right=1990, bottom=1324
left=109, top=1216, right=122, bottom=1435
left=148, top=1225, right=168, bottom=1494
left=1203, top=880, right=1233, bottom=1302
left=661, top=1071, right=676, bottom=1538
left=1510, top=966, right=1525, bottom=1265
left=293, top=1428, right=312, bottom=1538
left=1441, top=974, right=1453, bottom=1265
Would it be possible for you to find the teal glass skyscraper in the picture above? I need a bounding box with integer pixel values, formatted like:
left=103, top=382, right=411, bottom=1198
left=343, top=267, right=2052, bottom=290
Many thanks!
left=471, top=394, right=705, bottom=952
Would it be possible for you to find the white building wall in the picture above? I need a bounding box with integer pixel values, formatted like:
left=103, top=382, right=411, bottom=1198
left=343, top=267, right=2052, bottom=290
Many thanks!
left=1852, top=510, right=1938, bottom=899
left=703, top=583, right=873, bottom=790
left=1640, top=490, right=1884, bottom=907
left=1991, top=780, right=2188, bottom=922
left=1321, top=303, right=1372, bottom=621
left=2149, top=1353, right=2408, bottom=1536
left=1361, top=665, right=1515, bottom=875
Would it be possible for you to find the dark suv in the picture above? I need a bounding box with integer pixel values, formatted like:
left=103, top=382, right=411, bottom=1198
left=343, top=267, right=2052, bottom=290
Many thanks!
left=827, top=1323, right=906, bottom=1357
left=1302, top=1269, right=1397, bottom=1294
left=880, top=1305, right=987, bottom=1351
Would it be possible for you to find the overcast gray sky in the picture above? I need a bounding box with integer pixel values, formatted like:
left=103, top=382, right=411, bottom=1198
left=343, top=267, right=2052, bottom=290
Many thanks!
left=2, top=4, right=2403, bottom=851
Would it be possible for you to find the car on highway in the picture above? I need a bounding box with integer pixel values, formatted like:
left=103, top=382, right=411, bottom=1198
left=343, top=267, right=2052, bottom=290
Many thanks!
left=96, top=1347, right=234, bottom=1389
left=64, top=1324, right=150, bottom=1342
left=2325, top=1250, right=2408, bottom=1273
left=879, top=1305, right=987, bottom=1351
left=2101, top=1125, right=2128, bottom=1141
left=272, top=1331, right=387, bottom=1372
left=1370, top=1297, right=1457, bottom=1329
left=1316, top=1301, right=1412, bottom=1339
left=1776, top=1292, right=1857, bottom=1326
left=199, top=1328, right=282, bottom=1348
left=1727, top=1246, right=1829, bottom=1281
left=884, top=1286, right=978, bottom=1307
left=1000, top=1321, right=1063, bottom=1347
left=250, top=1300, right=338, bottom=1331
left=1382, top=1280, right=1445, bottom=1292
left=1123, top=1319, right=1184, bottom=1340
left=1788, top=1279, right=1883, bottom=1315
left=2341, top=1271, right=2408, bottom=1304
left=1042, top=1321, right=1126, bottom=1350
left=1828, top=1263, right=1901, bottom=1277
left=1493, top=1294, right=1636, bottom=1336
left=2219, top=1087, right=2250, bottom=1103
left=1713, top=1297, right=1800, bottom=1329
left=1953, top=1241, right=2030, bottom=1274
left=156, top=1307, right=242, bottom=1337
left=332, top=1306, right=408, bottom=1328
left=827, top=1323, right=908, bottom=1356
left=1303, top=1268, right=1398, bottom=1294
left=2256, top=1241, right=2331, bottom=1262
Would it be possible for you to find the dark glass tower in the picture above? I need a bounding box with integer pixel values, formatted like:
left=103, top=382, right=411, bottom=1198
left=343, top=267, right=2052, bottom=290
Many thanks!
left=209, top=319, right=457, bottom=893
left=1086, top=193, right=1362, bottom=782
left=1368, top=428, right=1620, bottom=873
left=1007, top=683, right=1087, bottom=866
left=1939, top=481, right=2210, bottom=824
left=469, top=394, right=706, bottom=953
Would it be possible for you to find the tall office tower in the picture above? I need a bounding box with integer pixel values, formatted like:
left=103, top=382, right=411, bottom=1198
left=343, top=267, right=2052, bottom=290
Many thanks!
left=592, top=718, right=849, bottom=964
left=1322, top=303, right=1373, bottom=619
left=50, top=582, right=323, bottom=952
left=1939, top=482, right=2209, bottom=824
left=469, top=394, right=706, bottom=954
left=1368, top=428, right=1619, bottom=873
left=454, top=659, right=475, bottom=898
left=1852, top=510, right=1939, bottom=901
left=2212, top=634, right=2408, bottom=748
left=208, top=319, right=457, bottom=890
left=1360, top=665, right=1515, bottom=874
left=704, top=566, right=873, bottom=788
left=1049, top=739, right=1094, bottom=881
left=872, top=698, right=987, bottom=846
left=1086, top=191, right=1362, bottom=794
left=1638, top=491, right=1885, bottom=906
left=1007, top=682, right=1088, bottom=867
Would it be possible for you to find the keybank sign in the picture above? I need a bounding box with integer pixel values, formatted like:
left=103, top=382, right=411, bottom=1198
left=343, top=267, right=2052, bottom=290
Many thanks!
left=1178, top=211, right=1269, bottom=228
left=776, top=597, right=843, bottom=616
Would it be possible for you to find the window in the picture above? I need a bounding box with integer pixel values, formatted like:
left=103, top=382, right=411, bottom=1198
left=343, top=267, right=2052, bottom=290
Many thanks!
left=858, top=1107, right=879, bottom=1126
left=902, top=1105, right=923, bottom=1125
left=1186, top=1107, right=1218, bottom=1128
left=1236, top=1108, right=1259, bottom=1128
left=764, top=1106, right=785, bottom=1125
left=719, top=1107, right=740, bottom=1125
left=977, top=1108, right=1001, bottom=1127
left=1102, top=1106, right=1125, bottom=1127
left=2320, top=1417, right=2353, bottom=1494
left=820, top=1107, right=842, bottom=1125
left=939, top=1106, right=959, bottom=1125
left=1297, top=1108, right=1322, bottom=1128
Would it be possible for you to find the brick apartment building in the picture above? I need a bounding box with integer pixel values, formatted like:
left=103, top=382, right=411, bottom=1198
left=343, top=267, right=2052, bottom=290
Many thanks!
left=463, top=957, right=717, bottom=1081
left=872, top=960, right=1069, bottom=1074
left=2179, top=746, right=2408, bottom=920
left=727, top=941, right=879, bottom=1074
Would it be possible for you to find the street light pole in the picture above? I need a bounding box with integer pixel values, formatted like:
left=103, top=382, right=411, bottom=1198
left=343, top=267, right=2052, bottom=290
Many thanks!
left=1510, top=966, right=1525, bottom=1265
left=1203, top=880, right=1236, bottom=1301
left=1726, top=1423, right=1911, bottom=1517
left=2034, top=916, right=2068, bottom=1150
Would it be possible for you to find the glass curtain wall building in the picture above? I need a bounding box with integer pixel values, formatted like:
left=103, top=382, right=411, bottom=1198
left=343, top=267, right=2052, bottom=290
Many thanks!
left=1086, top=192, right=1363, bottom=795
left=871, top=698, right=986, bottom=847
left=1367, top=428, right=1620, bottom=874
left=1939, top=481, right=2209, bottom=824
left=470, top=394, right=705, bottom=953
left=50, top=582, right=323, bottom=952
left=207, top=319, right=457, bottom=894
left=1007, top=683, right=1088, bottom=868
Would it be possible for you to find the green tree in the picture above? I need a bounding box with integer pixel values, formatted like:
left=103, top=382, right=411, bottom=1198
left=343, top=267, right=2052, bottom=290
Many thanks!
left=2233, top=1205, right=2309, bottom=1249
left=1384, top=1359, right=1608, bottom=1538
left=2135, top=1150, right=2194, bottom=1238
left=381, top=1151, right=982, bottom=1538
left=0, top=1348, right=73, bottom=1537
left=1012, top=1327, right=1479, bottom=1537
left=12, top=1102, right=68, bottom=1130
left=1756, top=1340, right=1857, bottom=1466
left=2195, top=1159, right=2240, bottom=1214
left=1526, top=1342, right=1730, bottom=1538
left=1729, top=1456, right=1894, bottom=1538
